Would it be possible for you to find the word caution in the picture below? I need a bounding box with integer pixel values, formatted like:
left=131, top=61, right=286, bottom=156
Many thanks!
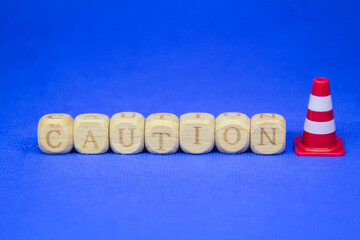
left=38, top=112, right=286, bottom=155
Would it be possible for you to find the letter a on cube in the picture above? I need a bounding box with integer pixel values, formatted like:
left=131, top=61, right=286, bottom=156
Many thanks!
left=110, top=112, right=145, bottom=154
left=38, top=113, right=74, bottom=154
left=250, top=113, right=286, bottom=155
left=74, top=113, right=109, bottom=154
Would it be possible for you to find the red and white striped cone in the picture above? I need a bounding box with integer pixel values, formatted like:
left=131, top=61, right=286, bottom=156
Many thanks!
left=294, top=77, right=345, bottom=156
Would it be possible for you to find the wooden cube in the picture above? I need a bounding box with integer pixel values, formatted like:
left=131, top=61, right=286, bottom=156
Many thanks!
left=110, top=112, right=145, bottom=154
left=38, top=113, right=74, bottom=154
left=250, top=113, right=286, bottom=155
left=145, top=113, right=179, bottom=154
left=215, top=112, right=250, bottom=154
left=74, top=113, right=109, bottom=154
left=180, top=113, right=215, bottom=154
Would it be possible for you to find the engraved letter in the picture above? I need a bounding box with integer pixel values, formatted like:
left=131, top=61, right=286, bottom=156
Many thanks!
left=118, top=128, right=135, bottom=147
left=120, top=113, right=136, bottom=118
left=46, top=130, right=61, bottom=148
left=260, top=128, right=276, bottom=145
left=48, top=114, right=64, bottom=119
left=223, top=127, right=240, bottom=145
left=193, top=126, right=201, bottom=144
left=152, top=132, right=171, bottom=151
left=260, top=114, right=275, bottom=119
left=82, top=130, right=99, bottom=148
left=84, top=115, right=98, bottom=119
left=224, top=113, right=241, bottom=117
left=157, top=114, right=171, bottom=119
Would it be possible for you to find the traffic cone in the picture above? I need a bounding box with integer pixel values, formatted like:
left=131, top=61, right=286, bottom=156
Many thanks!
left=294, top=77, right=345, bottom=156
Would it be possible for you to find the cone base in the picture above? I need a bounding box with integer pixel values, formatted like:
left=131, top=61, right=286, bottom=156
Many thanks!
left=294, top=136, right=345, bottom=156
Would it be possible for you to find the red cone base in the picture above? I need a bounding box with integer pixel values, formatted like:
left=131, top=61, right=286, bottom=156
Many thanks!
left=294, top=136, right=345, bottom=156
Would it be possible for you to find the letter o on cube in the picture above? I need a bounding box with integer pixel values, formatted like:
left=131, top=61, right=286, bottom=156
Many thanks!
left=215, top=112, right=250, bottom=154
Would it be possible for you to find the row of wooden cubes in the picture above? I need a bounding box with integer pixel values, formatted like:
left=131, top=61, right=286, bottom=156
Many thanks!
left=38, top=112, right=286, bottom=155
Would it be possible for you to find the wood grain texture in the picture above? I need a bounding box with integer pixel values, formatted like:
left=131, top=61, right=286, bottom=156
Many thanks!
left=74, top=113, right=109, bottom=154
left=38, top=113, right=74, bottom=154
left=110, top=112, right=145, bottom=154
left=215, top=112, right=250, bottom=154
left=145, top=113, right=179, bottom=154
left=250, top=113, right=286, bottom=155
left=180, top=113, right=215, bottom=154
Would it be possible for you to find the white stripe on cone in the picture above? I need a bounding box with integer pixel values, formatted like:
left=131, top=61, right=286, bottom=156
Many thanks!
left=308, top=95, right=333, bottom=112
left=304, top=119, right=336, bottom=135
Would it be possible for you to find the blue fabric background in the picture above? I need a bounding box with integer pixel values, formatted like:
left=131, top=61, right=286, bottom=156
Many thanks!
left=1, top=0, right=360, bottom=239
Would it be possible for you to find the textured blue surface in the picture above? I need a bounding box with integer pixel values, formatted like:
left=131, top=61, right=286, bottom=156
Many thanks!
left=1, top=1, right=360, bottom=239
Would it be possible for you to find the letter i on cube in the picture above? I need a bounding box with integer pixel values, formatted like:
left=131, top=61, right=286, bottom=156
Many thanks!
left=180, top=113, right=215, bottom=154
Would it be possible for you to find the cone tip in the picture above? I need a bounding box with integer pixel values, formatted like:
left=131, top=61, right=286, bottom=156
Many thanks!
left=311, top=77, right=331, bottom=96
left=314, top=77, right=329, bottom=83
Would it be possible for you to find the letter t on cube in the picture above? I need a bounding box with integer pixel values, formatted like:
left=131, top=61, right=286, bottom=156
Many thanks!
left=145, top=113, right=179, bottom=154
